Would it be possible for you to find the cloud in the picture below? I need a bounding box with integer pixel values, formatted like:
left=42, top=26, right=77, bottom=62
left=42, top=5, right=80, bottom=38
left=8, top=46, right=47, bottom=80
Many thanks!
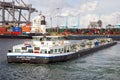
left=19, top=0, right=99, bottom=17
left=46, top=1, right=98, bottom=17
left=32, top=0, right=70, bottom=10
left=101, top=12, right=120, bottom=26
left=80, top=14, right=99, bottom=28
left=79, top=1, right=98, bottom=13
left=59, top=8, right=78, bottom=16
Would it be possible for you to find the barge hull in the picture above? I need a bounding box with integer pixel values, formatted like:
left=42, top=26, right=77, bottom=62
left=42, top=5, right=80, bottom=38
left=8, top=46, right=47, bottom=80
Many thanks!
left=7, top=42, right=117, bottom=64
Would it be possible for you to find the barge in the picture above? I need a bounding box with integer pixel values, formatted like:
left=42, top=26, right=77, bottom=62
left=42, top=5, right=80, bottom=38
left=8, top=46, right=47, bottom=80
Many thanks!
left=7, top=35, right=117, bottom=64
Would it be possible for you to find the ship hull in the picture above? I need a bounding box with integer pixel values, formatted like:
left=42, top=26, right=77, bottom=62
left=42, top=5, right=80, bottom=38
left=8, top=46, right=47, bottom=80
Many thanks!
left=68, top=35, right=120, bottom=40
left=7, top=42, right=117, bottom=64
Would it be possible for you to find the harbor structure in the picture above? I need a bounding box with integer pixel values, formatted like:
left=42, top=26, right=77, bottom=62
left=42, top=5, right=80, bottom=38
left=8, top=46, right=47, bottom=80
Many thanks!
left=0, top=0, right=37, bottom=25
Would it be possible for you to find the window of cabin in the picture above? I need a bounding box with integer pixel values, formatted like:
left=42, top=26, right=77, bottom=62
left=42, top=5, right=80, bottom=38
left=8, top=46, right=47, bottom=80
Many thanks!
left=55, top=49, right=57, bottom=52
left=40, top=38, right=43, bottom=41
left=34, top=47, right=40, bottom=50
left=50, top=49, right=53, bottom=53
left=59, top=49, right=61, bottom=52
left=40, top=49, right=47, bottom=54
left=28, top=49, right=33, bottom=53
left=15, top=49, right=21, bottom=53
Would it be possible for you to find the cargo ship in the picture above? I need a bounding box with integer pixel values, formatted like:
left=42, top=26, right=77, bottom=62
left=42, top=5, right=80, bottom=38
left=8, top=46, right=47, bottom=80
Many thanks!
left=0, top=12, right=48, bottom=39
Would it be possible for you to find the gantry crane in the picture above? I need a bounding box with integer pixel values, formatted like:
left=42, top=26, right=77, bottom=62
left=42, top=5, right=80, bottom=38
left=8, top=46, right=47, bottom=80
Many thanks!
left=0, top=0, right=38, bottom=25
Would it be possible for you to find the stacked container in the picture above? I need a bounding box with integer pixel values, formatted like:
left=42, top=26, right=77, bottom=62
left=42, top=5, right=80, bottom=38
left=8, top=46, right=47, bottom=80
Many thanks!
left=22, top=25, right=31, bottom=34
left=0, top=27, right=7, bottom=34
left=12, top=26, right=21, bottom=35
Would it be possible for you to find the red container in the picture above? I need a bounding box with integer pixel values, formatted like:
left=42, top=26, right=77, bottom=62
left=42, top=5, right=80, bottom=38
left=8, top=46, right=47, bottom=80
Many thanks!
left=4, top=32, right=12, bottom=35
left=0, top=27, right=7, bottom=32
left=113, top=32, right=119, bottom=35
left=12, top=32, right=21, bottom=35
left=0, top=32, right=4, bottom=34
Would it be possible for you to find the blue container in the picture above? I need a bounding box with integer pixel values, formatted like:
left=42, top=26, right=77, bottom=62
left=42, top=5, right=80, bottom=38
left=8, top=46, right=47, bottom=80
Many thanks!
left=12, top=26, right=21, bottom=32
left=95, top=41, right=99, bottom=46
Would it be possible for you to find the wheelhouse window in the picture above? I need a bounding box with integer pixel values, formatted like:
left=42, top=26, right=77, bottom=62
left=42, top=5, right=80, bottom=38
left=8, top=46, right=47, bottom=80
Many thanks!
left=21, top=47, right=27, bottom=50
left=34, top=47, right=40, bottom=50
left=40, top=49, right=47, bottom=54
left=46, top=37, right=51, bottom=41
left=32, top=37, right=43, bottom=41
left=15, top=49, right=21, bottom=53
left=48, top=51, right=51, bottom=54
left=59, top=49, right=61, bottom=52
left=50, top=49, right=53, bottom=53
left=62, top=48, right=63, bottom=51
left=40, top=38, right=43, bottom=41
left=55, top=49, right=57, bottom=52
left=28, top=49, right=33, bottom=53
left=45, top=51, right=47, bottom=53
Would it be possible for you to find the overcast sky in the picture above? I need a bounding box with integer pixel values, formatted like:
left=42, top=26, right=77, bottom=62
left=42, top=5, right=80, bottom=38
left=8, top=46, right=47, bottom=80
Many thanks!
left=3, top=0, right=120, bottom=28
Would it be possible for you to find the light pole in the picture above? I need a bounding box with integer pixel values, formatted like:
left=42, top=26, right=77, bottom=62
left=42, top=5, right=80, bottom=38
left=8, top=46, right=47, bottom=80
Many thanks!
left=56, top=8, right=59, bottom=27
left=50, top=17, right=52, bottom=28
left=66, top=16, right=68, bottom=29
left=77, top=14, right=80, bottom=28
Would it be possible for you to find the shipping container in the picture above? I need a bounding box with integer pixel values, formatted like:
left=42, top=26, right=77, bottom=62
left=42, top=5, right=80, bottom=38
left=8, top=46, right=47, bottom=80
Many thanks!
left=22, top=26, right=31, bottom=32
left=0, top=31, right=12, bottom=35
left=0, top=27, right=7, bottom=32
left=12, top=32, right=21, bottom=35
left=0, top=32, right=5, bottom=35
left=12, top=26, right=21, bottom=32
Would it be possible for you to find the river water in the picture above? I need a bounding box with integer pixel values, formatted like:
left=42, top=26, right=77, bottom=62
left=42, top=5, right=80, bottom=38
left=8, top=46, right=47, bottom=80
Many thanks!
left=0, top=39, right=120, bottom=80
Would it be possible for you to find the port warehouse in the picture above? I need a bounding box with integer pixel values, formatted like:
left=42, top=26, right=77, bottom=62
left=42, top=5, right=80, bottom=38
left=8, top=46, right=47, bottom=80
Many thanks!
left=0, top=25, right=120, bottom=35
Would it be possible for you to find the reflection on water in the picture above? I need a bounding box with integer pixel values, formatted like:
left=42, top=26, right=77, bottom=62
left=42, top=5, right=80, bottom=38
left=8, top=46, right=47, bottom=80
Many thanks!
left=0, top=39, right=120, bottom=80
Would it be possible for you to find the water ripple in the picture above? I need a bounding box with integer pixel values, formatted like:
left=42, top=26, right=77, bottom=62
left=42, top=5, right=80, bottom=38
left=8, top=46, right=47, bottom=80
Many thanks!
left=0, top=39, right=120, bottom=80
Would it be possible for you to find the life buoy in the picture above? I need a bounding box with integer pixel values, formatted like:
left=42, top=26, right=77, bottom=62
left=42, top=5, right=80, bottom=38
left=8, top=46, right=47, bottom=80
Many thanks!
left=34, top=50, right=39, bottom=54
